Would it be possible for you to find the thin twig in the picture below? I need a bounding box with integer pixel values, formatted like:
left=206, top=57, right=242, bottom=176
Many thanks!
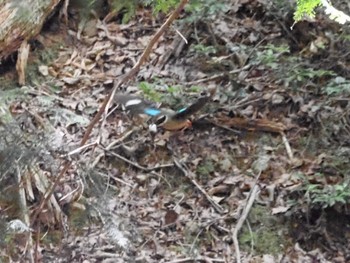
left=174, top=28, right=188, bottom=44
left=91, top=129, right=135, bottom=168
left=280, top=132, right=294, bottom=161
left=139, top=229, right=160, bottom=250
left=99, top=172, right=133, bottom=187
left=103, top=147, right=174, bottom=172
left=65, top=141, right=97, bottom=157
left=15, top=165, right=34, bottom=263
left=232, top=177, right=260, bottom=263
left=173, top=159, right=225, bottom=214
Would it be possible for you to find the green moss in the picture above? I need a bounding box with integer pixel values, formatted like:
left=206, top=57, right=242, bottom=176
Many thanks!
left=196, top=159, right=215, bottom=178
left=239, top=205, right=287, bottom=255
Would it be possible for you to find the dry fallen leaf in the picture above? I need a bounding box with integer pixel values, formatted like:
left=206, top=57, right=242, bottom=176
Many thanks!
left=38, top=65, right=49, bottom=76
left=271, top=206, right=290, bottom=215
left=164, top=210, right=178, bottom=225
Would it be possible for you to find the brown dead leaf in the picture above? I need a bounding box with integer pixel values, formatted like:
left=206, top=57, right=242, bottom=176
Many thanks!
left=164, top=210, right=178, bottom=226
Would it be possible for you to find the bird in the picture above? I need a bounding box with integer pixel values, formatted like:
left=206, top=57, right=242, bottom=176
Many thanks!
left=114, top=88, right=215, bottom=131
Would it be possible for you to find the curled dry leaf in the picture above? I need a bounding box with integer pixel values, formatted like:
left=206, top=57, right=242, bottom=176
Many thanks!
left=164, top=210, right=179, bottom=226
left=62, top=77, right=80, bottom=85
left=271, top=206, right=291, bottom=215
left=38, top=65, right=49, bottom=76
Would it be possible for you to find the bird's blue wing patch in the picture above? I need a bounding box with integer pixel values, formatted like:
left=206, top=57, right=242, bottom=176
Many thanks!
left=144, top=108, right=162, bottom=116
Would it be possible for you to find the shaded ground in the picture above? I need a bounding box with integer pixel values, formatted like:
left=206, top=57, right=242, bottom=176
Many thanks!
left=1, top=0, right=350, bottom=262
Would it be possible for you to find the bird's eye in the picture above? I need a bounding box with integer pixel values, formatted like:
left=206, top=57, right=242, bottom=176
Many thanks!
left=155, top=115, right=167, bottom=125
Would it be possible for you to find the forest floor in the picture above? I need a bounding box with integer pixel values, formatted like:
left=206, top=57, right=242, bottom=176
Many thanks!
left=1, top=0, right=350, bottom=262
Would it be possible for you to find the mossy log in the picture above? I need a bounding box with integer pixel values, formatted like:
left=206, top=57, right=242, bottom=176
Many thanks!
left=0, top=0, right=61, bottom=60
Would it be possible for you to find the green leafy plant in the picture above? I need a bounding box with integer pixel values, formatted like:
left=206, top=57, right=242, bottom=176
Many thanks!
left=298, top=172, right=350, bottom=209
left=306, top=181, right=350, bottom=208
left=144, top=0, right=179, bottom=14
left=93, top=0, right=180, bottom=23
left=185, top=0, right=226, bottom=23
left=139, top=81, right=162, bottom=102
left=139, top=81, right=198, bottom=109
left=108, top=0, right=140, bottom=24
left=255, top=44, right=290, bottom=69
left=252, top=44, right=340, bottom=89
left=324, top=76, right=350, bottom=96
left=287, top=67, right=335, bottom=83
left=190, top=44, right=217, bottom=56
left=196, top=159, right=215, bottom=177
left=294, top=0, right=321, bottom=21
left=294, top=0, right=350, bottom=24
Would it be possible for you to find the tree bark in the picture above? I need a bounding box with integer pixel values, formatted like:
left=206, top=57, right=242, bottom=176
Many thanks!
left=0, top=0, right=61, bottom=60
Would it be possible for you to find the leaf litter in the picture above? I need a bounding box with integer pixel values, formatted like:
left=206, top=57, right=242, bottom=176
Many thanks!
left=1, top=0, right=350, bottom=262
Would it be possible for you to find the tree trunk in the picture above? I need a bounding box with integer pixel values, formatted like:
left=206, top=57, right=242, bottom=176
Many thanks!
left=0, top=0, right=61, bottom=60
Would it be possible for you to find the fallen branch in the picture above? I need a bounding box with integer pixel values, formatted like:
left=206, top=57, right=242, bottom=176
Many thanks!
left=216, top=116, right=286, bottom=134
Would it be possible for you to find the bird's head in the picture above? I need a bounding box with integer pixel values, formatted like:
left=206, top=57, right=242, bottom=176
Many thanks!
left=153, top=109, right=192, bottom=131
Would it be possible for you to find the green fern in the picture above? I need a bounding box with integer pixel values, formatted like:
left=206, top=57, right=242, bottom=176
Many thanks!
left=145, top=0, right=179, bottom=14
left=294, top=0, right=321, bottom=21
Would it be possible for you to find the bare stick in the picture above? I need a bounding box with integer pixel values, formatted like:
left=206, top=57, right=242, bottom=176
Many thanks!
left=232, top=181, right=260, bottom=263
left=280, top=132, right=294, bottom=161
left=103, top=148, right=173, bottom=172
left=173, top=159, right=225, bottom=214
left=15, top=165, right=34, bottom=263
